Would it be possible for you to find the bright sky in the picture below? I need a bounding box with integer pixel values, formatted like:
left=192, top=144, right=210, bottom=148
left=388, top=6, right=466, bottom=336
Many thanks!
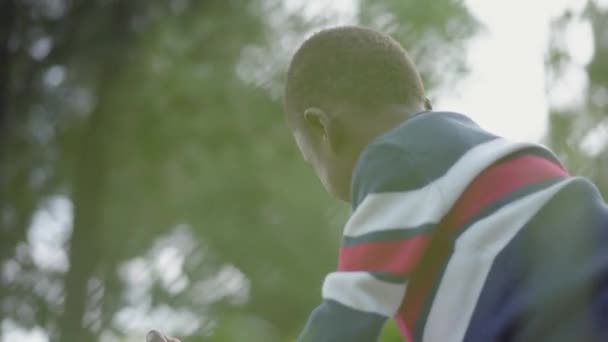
left=436, top=0, right=593, bottom=142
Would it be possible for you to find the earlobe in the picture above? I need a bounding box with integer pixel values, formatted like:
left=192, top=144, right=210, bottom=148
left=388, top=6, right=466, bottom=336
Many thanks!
left=303, top=107, right=327, bottom=130
left=304, top=107, right=338, bottom=151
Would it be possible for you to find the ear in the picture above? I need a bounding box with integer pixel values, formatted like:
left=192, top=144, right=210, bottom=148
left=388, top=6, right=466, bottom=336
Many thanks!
left=303, top=107, right=330, bottom=137
left=304, top=107, right=342, bottom=152
left=424, top=97, right=433, bottom=110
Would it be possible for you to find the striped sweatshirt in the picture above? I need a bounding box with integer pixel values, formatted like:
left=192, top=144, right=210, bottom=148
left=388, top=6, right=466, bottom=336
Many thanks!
left=297, top=111, right=608, bottom=342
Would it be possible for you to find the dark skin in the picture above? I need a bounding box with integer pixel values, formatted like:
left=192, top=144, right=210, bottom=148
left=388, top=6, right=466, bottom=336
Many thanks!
left=146, top=98, right=432, bottom=341
left=288, top=98, right=432, bottom=202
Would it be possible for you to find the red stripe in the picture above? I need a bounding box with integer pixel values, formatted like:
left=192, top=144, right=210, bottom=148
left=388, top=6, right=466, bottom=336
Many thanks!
left=338, top=235, right=430, bottom=274
left=396, top=154, right=568, bottom=338
left=444, top=155, right=568, bottom=231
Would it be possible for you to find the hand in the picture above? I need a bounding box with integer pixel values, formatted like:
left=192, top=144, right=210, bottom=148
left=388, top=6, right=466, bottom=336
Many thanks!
left=146, top=330, right=181, bottom=342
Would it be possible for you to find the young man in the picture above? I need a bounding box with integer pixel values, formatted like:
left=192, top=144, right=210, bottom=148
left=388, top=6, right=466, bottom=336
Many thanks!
left=283, top=26, right=608, bottom=342
left=148, top=26, right=608, bottom=342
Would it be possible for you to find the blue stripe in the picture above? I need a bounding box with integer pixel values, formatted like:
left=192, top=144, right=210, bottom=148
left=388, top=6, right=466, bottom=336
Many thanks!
left=296, top=299, right=386, bottom=342
left=372, top=112, right=500, bottom=183
left=463, top=179, right=608, bottom=341
left=370, top=271, right=408, bottom=284
left=342, top=224, right=433, bottom=246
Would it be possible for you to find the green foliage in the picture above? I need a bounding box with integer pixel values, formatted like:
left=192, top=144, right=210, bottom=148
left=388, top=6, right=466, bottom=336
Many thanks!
left=545, top=0, right=608, bottom=197
left=359, top=0, right=480, bottom=94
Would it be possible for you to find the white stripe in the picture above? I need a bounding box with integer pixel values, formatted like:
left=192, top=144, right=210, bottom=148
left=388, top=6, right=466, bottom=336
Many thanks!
left=322, top=271, right=407, bottom=317
left=345, top=138, right=535, bottom=237
left=422, top=179, right=572, bottom=342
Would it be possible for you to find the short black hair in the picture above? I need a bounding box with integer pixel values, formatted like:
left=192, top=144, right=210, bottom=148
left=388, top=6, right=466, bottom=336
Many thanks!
left=285, top=26, right=425, bottom=119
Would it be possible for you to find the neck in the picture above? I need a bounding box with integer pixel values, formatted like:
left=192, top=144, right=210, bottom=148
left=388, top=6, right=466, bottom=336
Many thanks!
left=385, top=103, right=427, bottom=120
left=346, top=104, right=424, bottom=164
left=367, top=104, right=426, bottom=139
left=345, top=104, right=426, bottom=151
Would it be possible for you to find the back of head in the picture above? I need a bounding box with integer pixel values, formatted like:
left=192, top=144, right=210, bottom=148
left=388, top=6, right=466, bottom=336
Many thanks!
left=285, top=26, right=426, bottom=120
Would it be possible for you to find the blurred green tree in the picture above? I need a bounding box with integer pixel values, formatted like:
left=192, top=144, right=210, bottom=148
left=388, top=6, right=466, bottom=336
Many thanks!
left=545, top=0, right=607, bottom=196
left=1, top=1, right=478, bottom=341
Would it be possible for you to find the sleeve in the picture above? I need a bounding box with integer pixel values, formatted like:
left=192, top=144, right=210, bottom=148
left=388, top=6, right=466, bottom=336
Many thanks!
left=297, top=143, right=439, bottom=342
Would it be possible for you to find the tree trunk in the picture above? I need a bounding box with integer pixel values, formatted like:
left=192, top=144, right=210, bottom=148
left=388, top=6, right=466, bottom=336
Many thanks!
left=0, top=0, right=14, bottom=138
left=57, top=2, right=134, bottom=340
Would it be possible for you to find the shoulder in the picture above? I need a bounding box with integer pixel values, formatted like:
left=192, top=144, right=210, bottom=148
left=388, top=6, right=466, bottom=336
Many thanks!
left=350, top=139, right=425, bottom=209
left=378, top=111, right=487, bottom=147
left=350, top=111, right=500, bottom=208
left=382, top=111, right=502, bottom=178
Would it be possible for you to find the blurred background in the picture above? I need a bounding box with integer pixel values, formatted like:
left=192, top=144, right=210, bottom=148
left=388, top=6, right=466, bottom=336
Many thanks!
left=0, top=0, right=606, bottom=341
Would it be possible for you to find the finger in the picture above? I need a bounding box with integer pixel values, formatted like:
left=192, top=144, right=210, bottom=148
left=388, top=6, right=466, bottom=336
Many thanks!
left=146, top=330, right=167, bottom=342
